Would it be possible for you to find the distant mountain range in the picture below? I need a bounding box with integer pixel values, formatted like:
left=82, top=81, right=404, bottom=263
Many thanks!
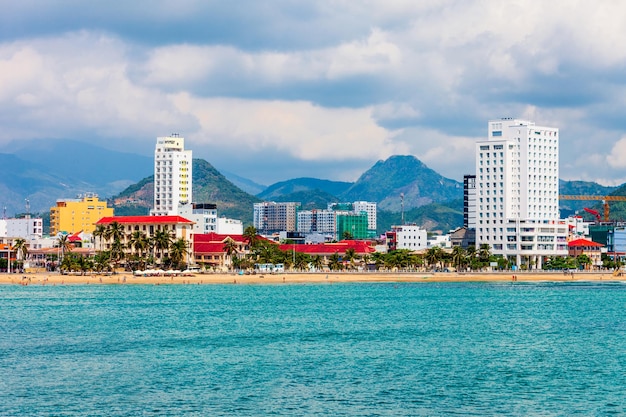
left=2, top=139, right=626, bottom=233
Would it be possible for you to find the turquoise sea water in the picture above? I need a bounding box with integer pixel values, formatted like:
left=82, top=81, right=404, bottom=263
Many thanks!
left=1, top=281, right=625, bottom=416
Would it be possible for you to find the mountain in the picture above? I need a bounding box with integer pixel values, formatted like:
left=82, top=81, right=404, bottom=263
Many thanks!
left=4, top=139, right=152, bottom=188
left=112, top=159, right=261, bottom=224
left=378, top=200, right=464, bottom=235
left=558, top=180, right=620, bottom=218
left=339, top=155, right=462, bottom=211
left=220, top=170, right=267, bottom=195
left=258, top=177, right=352, bottom=200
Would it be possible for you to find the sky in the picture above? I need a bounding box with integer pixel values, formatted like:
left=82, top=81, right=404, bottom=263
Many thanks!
left=2, top=0, right=626, bottom=186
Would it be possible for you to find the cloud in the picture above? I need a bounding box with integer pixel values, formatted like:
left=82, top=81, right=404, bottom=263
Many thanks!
left=2, top=1, right=626, bottom=187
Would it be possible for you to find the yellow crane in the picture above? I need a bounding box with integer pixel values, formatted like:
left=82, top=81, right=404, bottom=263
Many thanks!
left=559, top=195, right=626, bottom=222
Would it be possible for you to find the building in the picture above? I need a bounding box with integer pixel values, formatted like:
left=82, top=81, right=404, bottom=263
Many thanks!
left=386, top=224, right=428, bottom=251
left=217, top=218, right=243, bottom=235
left=253, top=202, right=299, bottom=234
left=463, top=175, right=476, bottom=228
left=328, top=201, right=377, bottom=237
left=474, top=118, right=567, bottom=268
left=335, top=212, right=369, bottom=240
left=95, top=215, right=194, bottom=265
left=0, top=217, right=43, bottom=240
left=568, top=238, right=604, bottom=269
left=50, top=193, right=113, bottom=236
left=152, top=134, right=193, bottom=216
left=178, top=203, right=218, bottom=234
left=297, top=209, right=337, bottom=239
left=277, top=240, right=376, bottom=267
left=193, top=233, right=251, bottom=270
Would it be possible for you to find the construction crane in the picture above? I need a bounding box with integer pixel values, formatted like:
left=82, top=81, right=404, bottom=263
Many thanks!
left=560, top=195, right=626, bottom=222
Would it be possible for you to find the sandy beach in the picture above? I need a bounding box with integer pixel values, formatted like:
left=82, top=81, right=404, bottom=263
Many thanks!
left=1, top=270, right=623, bottom=285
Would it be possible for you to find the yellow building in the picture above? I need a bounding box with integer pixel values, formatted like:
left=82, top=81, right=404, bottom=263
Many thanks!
left=50, top=193, right=114, bottom=235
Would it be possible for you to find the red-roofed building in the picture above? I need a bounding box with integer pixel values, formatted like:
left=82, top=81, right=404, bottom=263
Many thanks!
left=278, top=240, right=376, bottom=263
left=95, top=215, right=195, bottom=264
left=568, top=238, right=604, bottom=269
left=193, top=233, right=253, bottom=270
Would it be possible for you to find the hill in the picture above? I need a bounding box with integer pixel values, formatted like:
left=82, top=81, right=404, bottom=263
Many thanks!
left=112, top=159, right=261, bottom=224
left=338, top=155, right=462, bottom=211
left=258, top=177, right=352, bottom=200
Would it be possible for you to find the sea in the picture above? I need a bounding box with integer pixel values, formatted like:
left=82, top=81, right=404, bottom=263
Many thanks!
left=1, top=281, right=625, bottom=416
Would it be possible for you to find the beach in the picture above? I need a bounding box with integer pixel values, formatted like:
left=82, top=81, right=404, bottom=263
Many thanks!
left=1, top=270, right=623, bottom=285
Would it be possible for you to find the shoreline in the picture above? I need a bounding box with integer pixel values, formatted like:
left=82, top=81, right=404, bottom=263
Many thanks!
left=1, top=271, right=624, bottom=286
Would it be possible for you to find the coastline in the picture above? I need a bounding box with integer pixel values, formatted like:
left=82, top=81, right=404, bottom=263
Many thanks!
left=1, top=271, right=623, bottom=285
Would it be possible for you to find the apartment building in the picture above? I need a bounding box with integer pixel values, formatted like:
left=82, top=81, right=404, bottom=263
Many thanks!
left=50, top=193, right=113, bottom=235
left=474, top=118, right=567, bottom=267
left=253, top=202, right=299, bottom=234
left=152, top=134, right=192, bottom=216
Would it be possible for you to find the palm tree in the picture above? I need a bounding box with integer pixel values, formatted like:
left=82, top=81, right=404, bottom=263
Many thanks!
left=222, top=237, right=238, bottom=271
left=152, top=229, right=173, bottom=266
left=243, top=226, right=259, bottom=249
left=93, top=224, right=107, bottom=252
left=13, top=238, right=28, bottom=270
left=425, top=246, right=443, bottom=269
left=105, top=222, right=125, bottom=247
left=451, top=246, right=466, bottom=271
left=328, top=252, right=342, bottom=271
left=56, top=234, right=73, bottom=264
left=344, top=248, right=357, bottom=270
left=312, top=255, right=324, bottom=271
left=170, top=238, right=189, bottom=269
left=478, top=244, right=492, bottom=265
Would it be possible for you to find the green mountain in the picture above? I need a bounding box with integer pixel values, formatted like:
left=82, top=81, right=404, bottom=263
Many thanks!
left=378, top=200, right=464, bottom=235
left=112, top=159, right=261, bottom=225
left=338, top=155, right=462, bottom=211
left=258, top=177, right=352, bottom=200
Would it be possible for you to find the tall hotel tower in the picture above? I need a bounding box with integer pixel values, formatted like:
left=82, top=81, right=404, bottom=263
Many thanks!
left=151, top=134, right=192, bottom=216
left=474, top=118, right=567, bottom=268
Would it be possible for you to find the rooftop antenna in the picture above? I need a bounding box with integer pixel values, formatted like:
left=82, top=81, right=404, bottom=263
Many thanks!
left=25, top=199, right=30, bottom=219
left=400, top=193, right=405, bottom=225
left=2, top=206, right=6, bottom=219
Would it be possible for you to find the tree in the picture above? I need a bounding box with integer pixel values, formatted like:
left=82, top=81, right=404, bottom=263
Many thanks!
left=222, top=237, right=239, bottom=271
left=576, top=254, right=592, bottom=270
left=56, top=234, right=73, bottom=263
left=152, top=229, right=173, bottom=265
left=93, top=224, right=108, bottom=252
left=170, top=238, right=190, bottom=269
left=13, top=238, right=28, bottom=270
left=328, top=252, right=342, bottom=271
left=128, top=231, right=149, bottom=269
left=451, top=246, right=466, bottom=271
left=342, top=231, right=354, bottom=240
left=243, top=226, right=259, bottom=249
left=344, top=248, right=358, bottom=270
left=478, top=244, right=492, bottom=264
left=425, top=247, right=443, bottom=269
left=312, top=255, right=324, bottom=271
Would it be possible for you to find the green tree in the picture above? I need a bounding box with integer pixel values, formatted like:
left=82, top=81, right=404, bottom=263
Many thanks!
left=170, top=238, right=190, bottom=269
left=152, top=229, right=173, bottom=265
left=312, top=255, right=324, bottom=271
left=425, top=246, right=443, bottom=269
left=222, top=237, right=239, bottom=271
left=451, top=246, right=466, bottom=271
left=13, top=238, right=28, bottom=270
left=243, top=226, right=259, bottom=249
left=93, top=224, right=107, bottom=252
left=328, top=252, right=343, bottom=271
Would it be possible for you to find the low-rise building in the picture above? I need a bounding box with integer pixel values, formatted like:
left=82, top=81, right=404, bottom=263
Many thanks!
left=386, top=224, right=428, bottom=251
left=51, top=193, right=113, bottom=235
left=0, top=217, right=44, bottom=240
left=568, top=238, right=604, bottom=269
left=95, top=215, right=194, bottom=265
left=193, top=233, right=250, bottom=270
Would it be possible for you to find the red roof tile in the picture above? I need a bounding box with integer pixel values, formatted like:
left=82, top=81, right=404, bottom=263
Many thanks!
left=568, top=238, right=604, bottom=248
left=96, top=216, right=193, bottom=225
left=278, top=240, right=375, bottom=254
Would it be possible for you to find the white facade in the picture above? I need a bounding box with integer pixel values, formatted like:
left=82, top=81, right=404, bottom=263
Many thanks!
left=393, top=225, right=428, bottom=250
left=152, top=135, right=193, bottom=216
left=0, top=217, right=43, bottom=240
left=253, top=202, right=299, bottom=233
left=178, top=203, right=217, bottom=234
left=353, top=201, right=377, bottom=231
left=217, top=218, right=243, bottom=235
left=297, top=209, right=336, bottom=234
left=475, top=118, right=567, bottom=266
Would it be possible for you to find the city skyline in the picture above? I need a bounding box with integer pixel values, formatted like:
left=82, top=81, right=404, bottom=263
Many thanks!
left=2, top=1, right=626, bottom=185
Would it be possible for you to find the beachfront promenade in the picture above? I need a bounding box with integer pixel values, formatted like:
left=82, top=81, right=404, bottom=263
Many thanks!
left=1, top=270, right=622, bottom=285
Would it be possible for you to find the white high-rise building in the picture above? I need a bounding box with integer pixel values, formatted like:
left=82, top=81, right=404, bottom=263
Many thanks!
left=152, top=134, right=192, bottom=216
left=475, top=118, right=568, bottom=268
